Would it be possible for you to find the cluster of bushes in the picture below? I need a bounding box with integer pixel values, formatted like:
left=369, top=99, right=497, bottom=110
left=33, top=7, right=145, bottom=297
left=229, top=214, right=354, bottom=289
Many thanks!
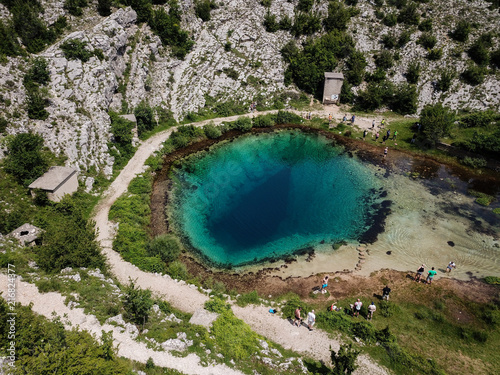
left=0, top=300, right=130, bottom=374
left=0, top=0, right=66, bottom=54
left=355, top=81, right=418, bottom=115
left=60, top=38, right=104, bottom=62
left=419, top=103, right=455, bottom=144
left=453, top=110, right=500, bottom=158
left=120, top=0, right=194, bottom=59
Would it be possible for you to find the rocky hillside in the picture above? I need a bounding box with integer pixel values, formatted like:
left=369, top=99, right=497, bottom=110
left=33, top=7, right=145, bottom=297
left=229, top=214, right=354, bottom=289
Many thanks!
left=0, top=0, right=499, bottom=180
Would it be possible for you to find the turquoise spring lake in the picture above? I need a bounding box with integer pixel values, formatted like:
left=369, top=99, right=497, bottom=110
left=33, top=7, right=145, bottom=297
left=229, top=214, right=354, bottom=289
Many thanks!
left=169, top=131, right=386, bottom=268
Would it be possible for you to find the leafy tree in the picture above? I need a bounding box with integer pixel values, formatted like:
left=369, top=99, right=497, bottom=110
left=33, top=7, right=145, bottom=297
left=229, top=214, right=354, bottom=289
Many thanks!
left=390, top=83, right=417, bottom=115
left=0, top=19, right=21, bottom=57
left=283, top=31, right=354, bottom=97
left=4, top=132, right=48, bottom=186
left=451, top=20, right=471, bottom=42
left=398, top=29, right=411, bottom=47
left=123, top=279, right=153, bottom=328
left=134, top=101, right=154, bottom=136
left=37, top=199, right=107, bottom=273
left=381, top=33, right=397, bottom=49
left=97, top=0, right=112, bottom=16
left=121, top=0, right=152, bottom=23
left=344, top=50, right=366, bottom=85
left=406, top=61, right=420, bottom=84
left=329, top=343, right=360, bottom=374
left=203, top=123, right=222, bottom=138
left=354, top=80, right=394, bottom=111
left=146, top=234, right=181, bottom=263
left=420, top=103, right=454, bottom=144
left=64, top=0, right=88, bottom=16
left=340, top=81, right=354, bottom=104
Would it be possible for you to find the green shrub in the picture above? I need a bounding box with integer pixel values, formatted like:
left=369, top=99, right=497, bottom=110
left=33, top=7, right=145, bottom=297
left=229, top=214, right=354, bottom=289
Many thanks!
left=344, top=50, right=367, bottom=85
left=330, top=343, right=360, bottom=375
left=60, top=39, right=94, bottom=62
left=417, top=33, right=436, bottom=49
left=36, top=278, right=63, bottom=293
left=460, top=110, right=499, bottom=128
left=263, top=11, right=279, bottom=32
left=204, top=296, right=231, bottom=313
left=436, top=70, right=455, bottom=92
left=233, top=117, right=252, bottom=131
left=146, top=234, right=181, bottom=263
left=253, top=114, right=275, bottom=128
left=291, top=12, right=322, bottom=36
left=224, top=41, right=231, bottom=51
left=167, top=260, right=188, bottom=280
left=451, top=20, right=471, bottom=42
left=4, top=132, right=48, bottom=186
left=0, top=117, right=8, bottom=133
left=461, top=156, right=487, bottom=169
left=97, top=0, right=111, bottom=16
left=375, top=50, right=394, bottom=69
left=276, top=110, right=303, bottom=125
left=26, top=88, right=49, bottom=120
left=493, top=208, right=500, bottom=215
left=297, top=0, right=314, bottom=12
left=195, top=0, right=217, bottom=22
left=484, top=276, right=500, bottom=285
left=236, top=291, right=261, bottom=307
left=420, top=103, right=455, bottom=144
left=468, top=40, right=490, bottom=67
left=123, top=279, right=153, bottom=328
left=461, top=65, right=487, bottom=85
left=261, top=0, right=272, bottom=7
left=397, top=3, right=420, bottom=25
left=323, top=1, right=359, bottom=32
left=109, top=112, right=135, bottom=170
left=316, top=310, right=352, bottom=334
left=491, top=48, right=500, bottom=69
left=223, top=67, right=239, bottom=80
left=390, top=83, right=417, bottom=115
left=0, top=19, right=21, bottom=57
left=150, top=6, right=194, bottom=59
left=134, top=101, right=154, bottom=136
left=468, top=189, right=495, bottom=206
left=418, top=18, right=432, bottom=32
left=24, top=57, right=50, bottom=87
left=211, top=311, right=262, bottom=360
left=383, top=13, right=397, bottom=27
left=64, top=0, right=88, bottom=16
left=406, top=62, right=420, bottom=84
left=379, top=301, right=400, bottom=317
left=398, top=29, right=412, bottom=47
left=203, top=124, right=222, bottom=138
left=427, top=47, right=442, bottom=60
left=351, top=321, right=377, bottom=343
left=382, top=33, right=397, bottom=49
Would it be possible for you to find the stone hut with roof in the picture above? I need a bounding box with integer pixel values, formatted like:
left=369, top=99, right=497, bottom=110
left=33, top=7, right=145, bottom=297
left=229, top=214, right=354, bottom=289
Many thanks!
left=322, top=72, right=344, bottom=104
left=28, top=166, right=78, bottom=202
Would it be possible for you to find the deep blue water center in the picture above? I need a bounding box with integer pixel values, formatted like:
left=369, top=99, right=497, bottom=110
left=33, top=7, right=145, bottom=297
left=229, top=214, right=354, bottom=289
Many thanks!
left=170, top=131, right=382, bottom=267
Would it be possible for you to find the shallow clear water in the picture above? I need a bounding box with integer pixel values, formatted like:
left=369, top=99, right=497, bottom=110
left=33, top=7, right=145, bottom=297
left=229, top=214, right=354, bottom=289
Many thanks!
left=169, top=131, right=385, bottom=267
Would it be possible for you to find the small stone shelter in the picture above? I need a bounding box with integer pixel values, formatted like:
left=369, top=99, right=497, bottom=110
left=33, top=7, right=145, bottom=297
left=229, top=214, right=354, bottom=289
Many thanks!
left=28, top=166, right=78, bottom=202
left=322, top=72, right=344, bottom=104
left=9, top=223, right=42, bottom=246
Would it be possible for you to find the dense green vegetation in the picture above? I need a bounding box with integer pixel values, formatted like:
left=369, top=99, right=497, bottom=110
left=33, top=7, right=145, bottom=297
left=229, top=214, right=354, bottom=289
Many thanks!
left=0, top=299, right=130, bottom=374
left=60, top=39, right=104, bottom=62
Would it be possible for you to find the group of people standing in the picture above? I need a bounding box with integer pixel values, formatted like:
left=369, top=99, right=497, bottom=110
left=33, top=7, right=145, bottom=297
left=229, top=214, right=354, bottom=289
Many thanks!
left=414, top=262, right=456, bottom=284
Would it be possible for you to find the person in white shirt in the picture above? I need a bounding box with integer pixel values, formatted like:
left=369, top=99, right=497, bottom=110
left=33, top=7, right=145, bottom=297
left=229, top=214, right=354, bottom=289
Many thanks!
left=367, top=302, right=376, bottom=320
left=307, top=310, right=316, bottom=331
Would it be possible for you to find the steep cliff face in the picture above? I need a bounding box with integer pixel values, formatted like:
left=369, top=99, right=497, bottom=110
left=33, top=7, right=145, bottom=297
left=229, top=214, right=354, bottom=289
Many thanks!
left=0, top=0, right=499, bottom=179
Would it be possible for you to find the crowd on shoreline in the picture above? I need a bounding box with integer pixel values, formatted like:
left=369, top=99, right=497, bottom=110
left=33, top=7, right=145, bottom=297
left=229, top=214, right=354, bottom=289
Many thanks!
left=292, top=262, right=457, bottom=328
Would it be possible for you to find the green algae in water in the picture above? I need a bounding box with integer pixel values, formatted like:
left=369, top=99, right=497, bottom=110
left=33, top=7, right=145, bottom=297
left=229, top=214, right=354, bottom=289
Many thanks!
left=169, top=131, right=384, bottom=268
